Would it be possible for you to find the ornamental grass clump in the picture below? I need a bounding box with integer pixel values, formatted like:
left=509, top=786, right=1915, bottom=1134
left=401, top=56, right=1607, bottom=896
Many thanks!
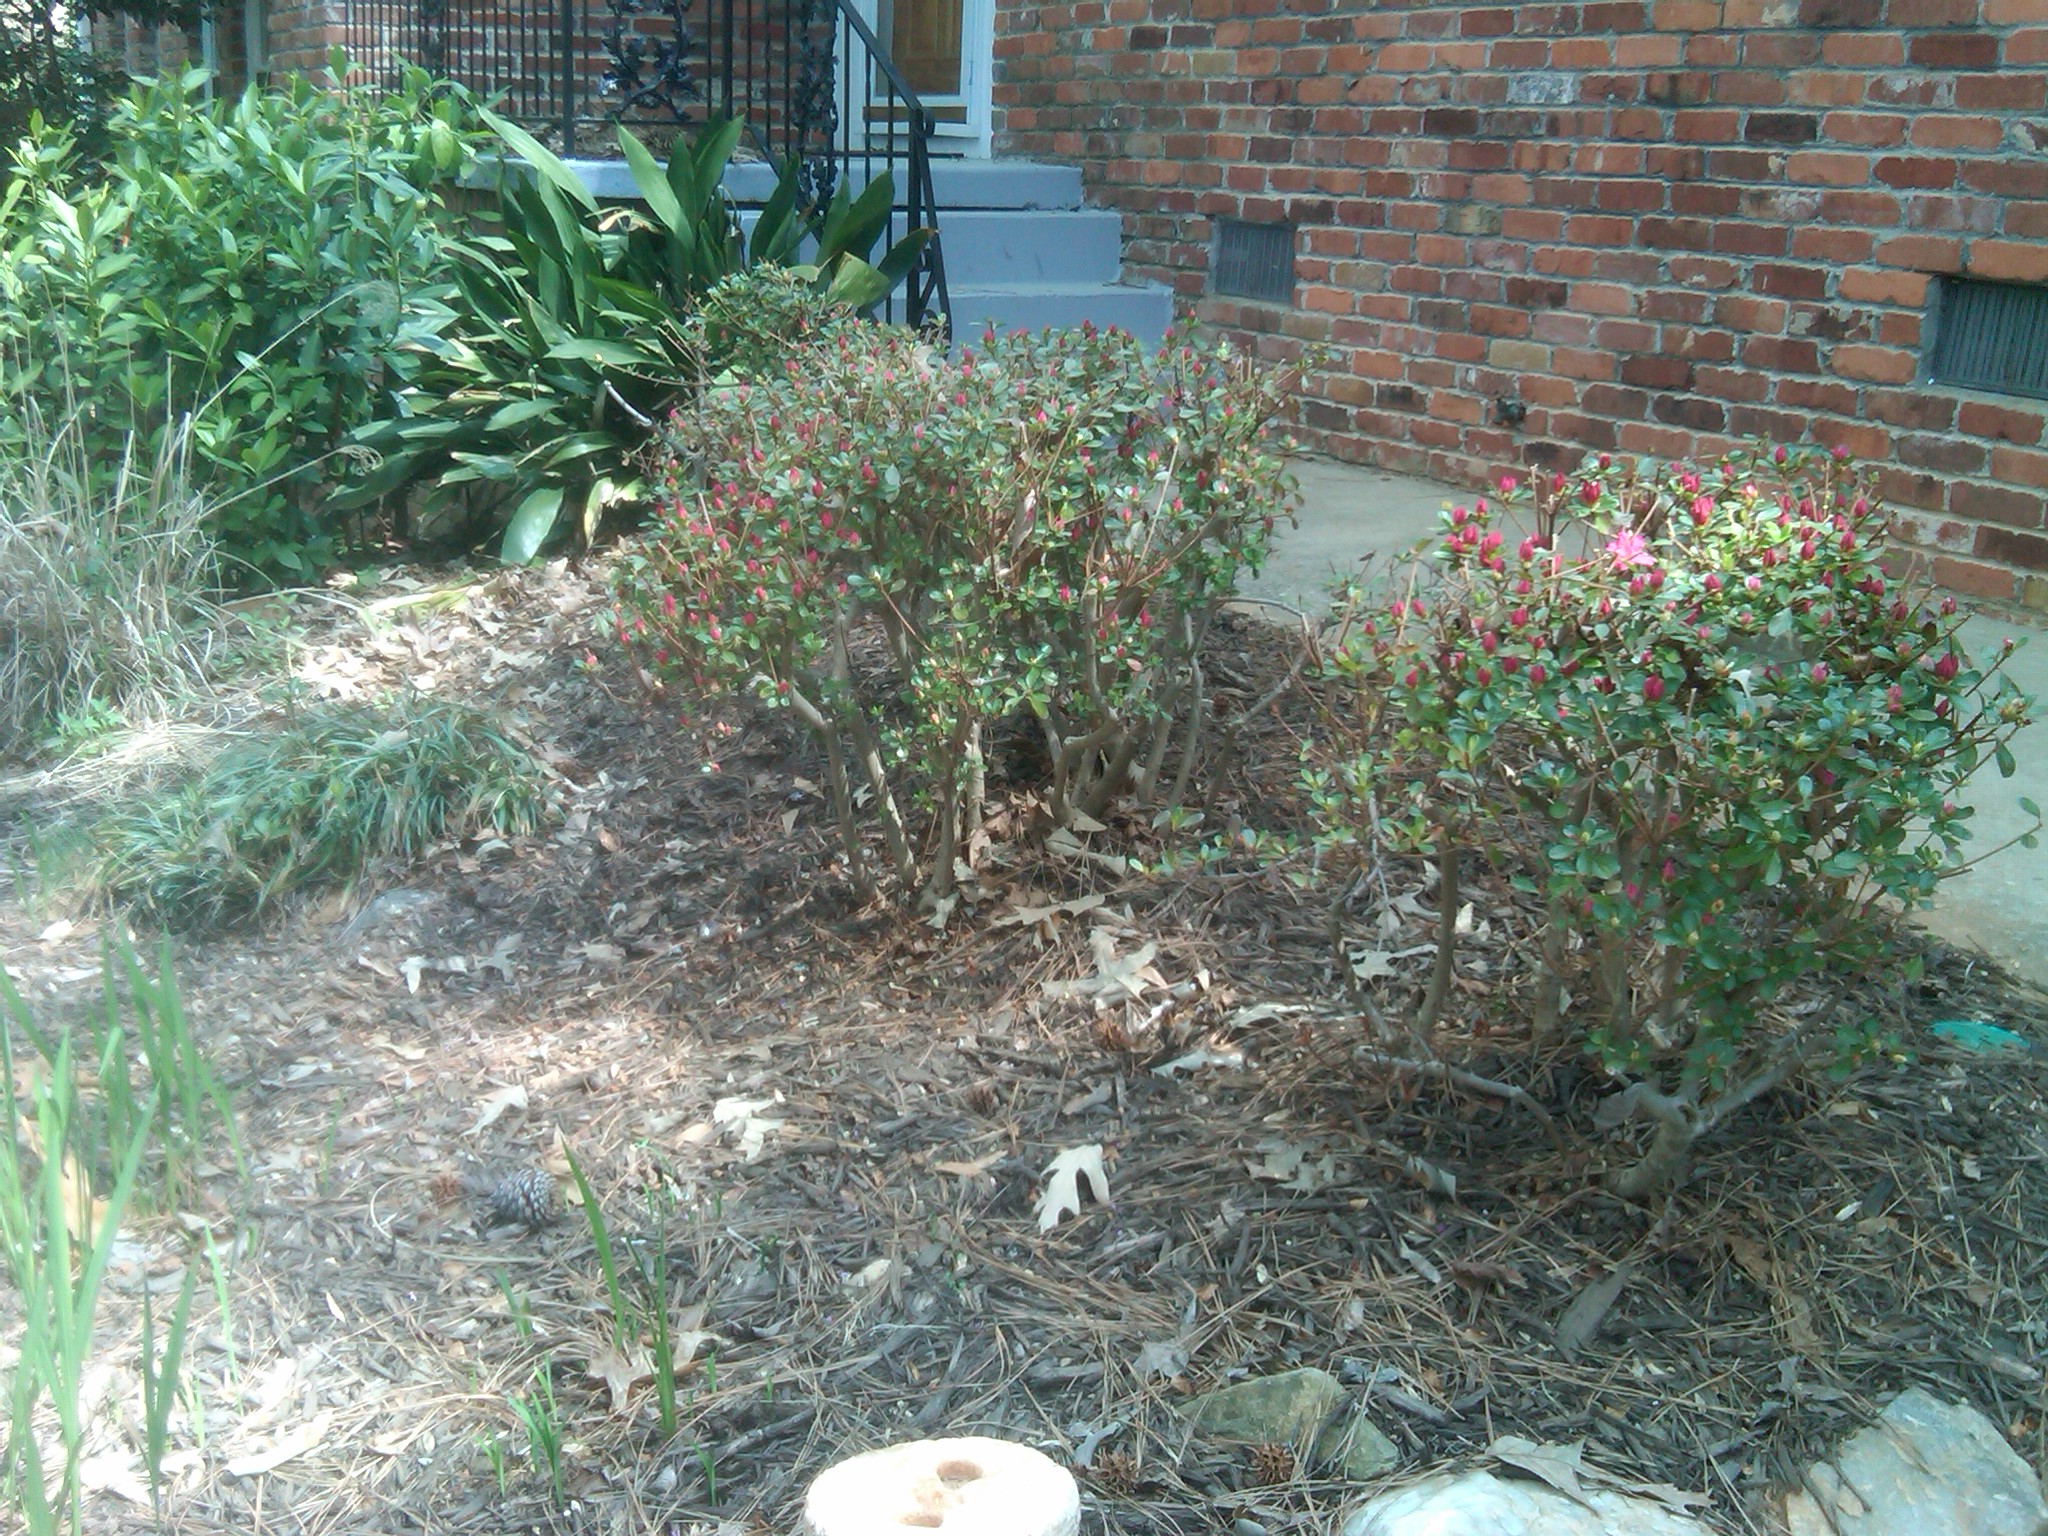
left=1313, top=445, right=2034, bottom=1193
left=617, top=320, right=1297, bottom=906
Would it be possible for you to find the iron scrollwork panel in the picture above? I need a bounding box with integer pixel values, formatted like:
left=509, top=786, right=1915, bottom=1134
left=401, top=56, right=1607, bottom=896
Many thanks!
left=601, top=0, right=699, bottom=120
left=788, top=0, right=838, bottom=202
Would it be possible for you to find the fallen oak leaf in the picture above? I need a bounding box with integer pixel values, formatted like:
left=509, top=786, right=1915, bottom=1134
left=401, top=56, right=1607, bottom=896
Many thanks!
left=1035, top=1143, right=1111, bottom=1232
left=587, top=1341, right=651, bottom=1415
left=224, top=1412, right=332, bottom=1478
left=1488, top=1435, right=1596, bottom=1510
left=468, top=1083, right=528, bottom=1136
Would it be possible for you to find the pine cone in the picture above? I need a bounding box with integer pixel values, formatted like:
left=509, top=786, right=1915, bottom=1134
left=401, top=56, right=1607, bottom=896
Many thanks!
left=484, top=1167, right=560, bottom=1230
left=1091, top=1449, right=1139, bottom=1494
left=1248, top=1442, right=1295, bottom=1486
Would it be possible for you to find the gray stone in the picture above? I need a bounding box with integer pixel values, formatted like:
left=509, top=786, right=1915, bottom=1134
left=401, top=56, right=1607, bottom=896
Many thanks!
left=1322, top=1413, right=1401, bottom=1480
left=1341, top=1470, right=1716, bottom=1536
left=1182, top=1367, right=1398, bottom=1479
left=1185, top=1366, right=1345, bottom=1444
left=1785, top=1387, right=2048, bottom=1536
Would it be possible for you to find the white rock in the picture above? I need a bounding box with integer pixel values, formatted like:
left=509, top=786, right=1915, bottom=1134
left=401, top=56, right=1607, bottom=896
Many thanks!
left=1785, top=1387, right=2048, bottom=1536
left=1341, top=1470, right=1715, bottom=1536
left=802, top=1437, right=1079, bottom=1536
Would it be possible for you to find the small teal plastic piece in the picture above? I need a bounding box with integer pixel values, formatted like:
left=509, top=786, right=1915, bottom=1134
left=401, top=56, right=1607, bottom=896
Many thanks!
left=1929, top=1019, right=2037, bottom=1054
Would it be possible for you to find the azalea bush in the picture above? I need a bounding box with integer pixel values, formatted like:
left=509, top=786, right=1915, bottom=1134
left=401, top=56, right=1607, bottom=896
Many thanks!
left=1312, top=445, right=2035, bottom=1192
left=616, top=320, right=1297, bottom=905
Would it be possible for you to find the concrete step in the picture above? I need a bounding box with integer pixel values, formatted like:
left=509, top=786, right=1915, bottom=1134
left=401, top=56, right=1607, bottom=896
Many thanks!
left=946, top=282, right=1174, bottom=347
left=934, top=209, right=1123, bottom=285
left=563, top=156, right=1085, bottom=212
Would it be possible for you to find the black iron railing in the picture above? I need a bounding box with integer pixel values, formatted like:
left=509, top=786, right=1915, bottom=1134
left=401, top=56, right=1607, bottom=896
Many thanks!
left=345, top=0, right=948, bottom=329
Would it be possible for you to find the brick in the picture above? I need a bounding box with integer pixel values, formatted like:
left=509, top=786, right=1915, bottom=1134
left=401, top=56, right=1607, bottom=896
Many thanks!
left=1959, top=402, right=2046, bottom=445
left=1838, top=266, right=1929, bottom=305
left=1969, top=241, right=2048, bottom=284
left=1929, top=556, right=2021, bottom=601
left=1993, top=446, right=2048, bottom=489
left=1976, top=526, right=2048, bottom=571
left=1907, top=33, right=1998, bottom=69
left=1746, top=111, right=1820, bottom=144
left=1951, top=481, right=2047, bottom=528
left=1874, top=233, right=1965, bottom=271
left=1832, top=344, right=1917, bottom=383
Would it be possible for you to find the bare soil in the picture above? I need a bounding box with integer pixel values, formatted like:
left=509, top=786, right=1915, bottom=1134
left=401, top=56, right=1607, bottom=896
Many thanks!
left=3, top=559, right=2044, bottom=1536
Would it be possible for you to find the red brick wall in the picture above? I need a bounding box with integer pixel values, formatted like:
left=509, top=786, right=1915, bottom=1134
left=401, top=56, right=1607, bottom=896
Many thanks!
left=992, top=0, right=2048, bottom=609
left=266, top=0, right=346, bottom=81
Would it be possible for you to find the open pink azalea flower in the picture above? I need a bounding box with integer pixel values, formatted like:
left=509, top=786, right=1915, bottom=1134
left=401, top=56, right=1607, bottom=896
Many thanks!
left=1604, top=527, right=1656, bottom=570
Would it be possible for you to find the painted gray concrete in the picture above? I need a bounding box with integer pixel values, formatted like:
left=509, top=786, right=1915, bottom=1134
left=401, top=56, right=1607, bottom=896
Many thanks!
left=948, top=282, right=1174, bottom=345
left=931, top=209, right=1125, bottom=285
left=1255, top=456, right=2048, bottom=984
left=556, top=154, right=1085, bottom=211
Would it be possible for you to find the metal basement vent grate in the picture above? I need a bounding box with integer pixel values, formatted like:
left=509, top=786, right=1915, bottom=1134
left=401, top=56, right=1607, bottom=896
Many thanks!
left=1213, top=219, right=1295, bottom=304
left=1928, top=276, right=2048, bottom=400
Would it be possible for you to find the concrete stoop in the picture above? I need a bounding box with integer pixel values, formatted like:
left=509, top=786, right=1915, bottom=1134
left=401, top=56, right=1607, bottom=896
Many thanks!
left=566, top=155, right=1174, bottom=345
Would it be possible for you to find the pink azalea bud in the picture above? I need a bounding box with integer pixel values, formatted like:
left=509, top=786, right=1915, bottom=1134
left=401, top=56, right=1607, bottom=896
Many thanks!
left=1528, top=663, right=1546, bottom=686
left=1580, top=480, right=1600, bottom=506
left=1643, top=675, right=1665, bottom=702
left=1704, top=572, right=1723, bottom=592
left=1811, top=662, right=1828, bottom=683
left=1475, top=666, right=1493, bottom=686
left=1662, top=859, right=1676, bottom=881
left=1518, top=535, right=1538, bottom=561
left=1886, top=684, right=1903, bottom=712
left=1933, top=652, right=1959, bottom=682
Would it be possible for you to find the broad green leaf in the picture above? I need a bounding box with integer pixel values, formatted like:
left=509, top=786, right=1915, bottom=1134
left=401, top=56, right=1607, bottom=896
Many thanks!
left=618, top=127, right=686, bottom=239
left=502, top=486, right=566, bottom=564
left=480, top=106, right=596, bottom=212
left=821, top=254, right=891, bottom=313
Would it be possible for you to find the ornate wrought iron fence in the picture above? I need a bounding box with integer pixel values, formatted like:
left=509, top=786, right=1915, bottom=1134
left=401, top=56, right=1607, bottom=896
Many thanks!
left=343, top=0, right=948, bottom=328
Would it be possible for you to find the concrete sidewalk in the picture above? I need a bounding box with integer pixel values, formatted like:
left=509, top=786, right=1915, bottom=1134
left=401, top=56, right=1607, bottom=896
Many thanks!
left=1244, top=456, right=2048, bottom=985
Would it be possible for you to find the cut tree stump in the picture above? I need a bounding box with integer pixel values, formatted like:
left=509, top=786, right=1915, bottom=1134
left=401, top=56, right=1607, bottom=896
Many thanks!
left=801, top=1437, right=1080, bottom=1536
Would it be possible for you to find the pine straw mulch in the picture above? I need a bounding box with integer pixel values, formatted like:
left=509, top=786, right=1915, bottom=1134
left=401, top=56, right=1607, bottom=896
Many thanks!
left=1, top=558, right=2045, bottom=1536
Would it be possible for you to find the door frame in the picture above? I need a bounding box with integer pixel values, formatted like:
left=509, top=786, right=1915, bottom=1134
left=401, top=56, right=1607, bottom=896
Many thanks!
left=851, top=0, right=993, bottom=156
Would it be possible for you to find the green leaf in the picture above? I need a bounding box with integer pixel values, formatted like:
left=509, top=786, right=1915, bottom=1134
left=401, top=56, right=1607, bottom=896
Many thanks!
left=1996, top=742, right=2017, bottom=778
left=618, top=127, right=685, bottom=238
left=821, top=254, right=891, bottom=313
left=2020, top=795, right=2040, bottom=818
left=689, top=114, right=745, bottom=208
left=502, top=486, right=566, bottom=564
left=480, top=106, right=596, bottom=212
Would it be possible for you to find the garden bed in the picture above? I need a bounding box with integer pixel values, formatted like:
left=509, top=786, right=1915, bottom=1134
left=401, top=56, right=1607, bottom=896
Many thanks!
left=2, top=558, right=2044, bottom=1536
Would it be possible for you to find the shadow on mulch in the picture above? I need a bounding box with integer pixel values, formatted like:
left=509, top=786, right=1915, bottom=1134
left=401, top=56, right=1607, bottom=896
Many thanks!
left=1, top=562, right=2042, bottom=1536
